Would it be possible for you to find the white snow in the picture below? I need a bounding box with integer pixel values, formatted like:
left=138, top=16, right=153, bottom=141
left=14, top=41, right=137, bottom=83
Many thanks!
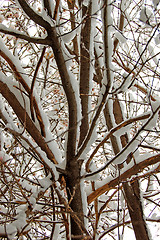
left=51, top=224, right=61, bottom=240
left=152, top=0, right=160, bottom=9
left=114, top=31, right=127, bottom=44
left=139, top=7, right=152, bottom=25
left=61, top=26, right=79, bottom=43
left=41, top=8, right=55, bottom=27
left=112, top=124, right=130, bottom=138
left=38, top=174, right=52, bottom=189
left=20, top=179, right=37, bottom=192
left=155, top=33, right=160, bottom=45
left=0, top=14, right=4, bottom=23
left=48, top=0, right=55, bottom=18
left=34, top=146, right=59, bottom=180
left=0, top=128, right=4, bottom=151
left=148, top=45, right=159, bottom=65
left=0, top=151, right=11, bottom=163
left=6, top=224, right=17, bottom=239
left=83, top=0, right=90, bottom=7
left=80, top=180, right=88, bottom=228
left=29, top=196, right=36, bottom=207
left=14, top=211, right=27, bottom=232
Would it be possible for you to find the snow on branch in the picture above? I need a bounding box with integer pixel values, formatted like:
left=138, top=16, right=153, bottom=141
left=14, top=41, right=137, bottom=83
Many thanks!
left=0, top=77, right=58, bottom=164
left=84, top=103, right=160, bottom=178
left=0, top=37, right=47, bottom=137
left=87, top=153, right=160, bottom=204
left=85, top=112, right=151, bottom=172
left=16, top=0, right=54, bottom=29
left=75, top=0, right=113, bottom=160
left=0, top=24, right=51, bottom=45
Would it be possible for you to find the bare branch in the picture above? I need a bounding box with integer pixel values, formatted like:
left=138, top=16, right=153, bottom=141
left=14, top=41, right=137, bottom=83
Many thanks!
left=84, top=104, right=160, bottom=178
left=75, top=1, right=114, bottom=159
left=53, top=0, right=60, bottom=20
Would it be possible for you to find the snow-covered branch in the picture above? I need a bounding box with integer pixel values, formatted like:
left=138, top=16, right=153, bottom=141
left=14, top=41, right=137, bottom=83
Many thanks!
left=88, top=152, right=160, bottom=203
left=0, top=24, right=51, bottom=45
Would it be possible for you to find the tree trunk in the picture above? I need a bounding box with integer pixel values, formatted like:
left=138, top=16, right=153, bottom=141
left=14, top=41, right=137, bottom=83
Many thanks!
left=66, top=160, right=85, bottom=239
left=65, top=5, right=92, bottom=237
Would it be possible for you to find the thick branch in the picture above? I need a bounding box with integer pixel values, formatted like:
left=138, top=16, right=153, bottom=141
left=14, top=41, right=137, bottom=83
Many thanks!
left=0, top=79, right=57, bottom=164
left=48, top=28, right=78, bottom=161
left=0, top=26, right=51, bottom=45
left=17, top=0, right=52, bottom=29
left=78, top=3, right=91, bottom=147
left=47, top=16, right=84, bottom=238
left=76, top=0, right=112, bottom=159
left=0, top=48, right=46, bottom=137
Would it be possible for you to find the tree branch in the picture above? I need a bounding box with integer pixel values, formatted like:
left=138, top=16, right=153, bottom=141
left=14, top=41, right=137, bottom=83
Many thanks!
left=85, top=112, right=151, bottom=172
left=0, top=25, right=51, bottom=45
left=53, top=0, right=60, bottom=20
left=43, top=0, right=53, bottom=18
left=84, top=104, right=160, bottom=178
left=0, top=79, right=57, bottom=164
left=30, top=47, right=46, bottom=121
left=75, top=1, right=112, bottom=159
left=87, top=153, right=160, bottom=204
left=0, top=47, right=46, bottom=137
left=17, top=0, right=52, bottom=30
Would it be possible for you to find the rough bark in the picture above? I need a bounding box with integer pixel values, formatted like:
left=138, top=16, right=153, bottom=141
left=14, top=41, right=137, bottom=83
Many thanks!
left=47, top=32, right=85, bottom=240
left=46, top=16, right=85, bottom=240
left=123, top=181, right=150, bottom=240
left=78, top=4, right=91, bottom=147
left=66, top=159, right=85, bottom=238
left=65, top=3, right=92, bottom=237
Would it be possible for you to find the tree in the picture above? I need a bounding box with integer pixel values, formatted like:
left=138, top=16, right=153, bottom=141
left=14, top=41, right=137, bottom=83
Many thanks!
left=0, top=0, right=159, bottom=239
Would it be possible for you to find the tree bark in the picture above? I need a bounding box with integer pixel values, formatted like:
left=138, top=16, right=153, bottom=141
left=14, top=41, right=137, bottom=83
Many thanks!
left=47, top=19, right=86, bottom=240
left=104, top=98, right=150, bottom=240
left=123, top=181, right=150, bottom=240
left=66, top=159, right=85, bottom=238
left=79, top=4, right=91, bottom=147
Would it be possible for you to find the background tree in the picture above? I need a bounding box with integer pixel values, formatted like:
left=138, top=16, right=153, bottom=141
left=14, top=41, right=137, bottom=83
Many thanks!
left=0, top=0, right=160, bottom=239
